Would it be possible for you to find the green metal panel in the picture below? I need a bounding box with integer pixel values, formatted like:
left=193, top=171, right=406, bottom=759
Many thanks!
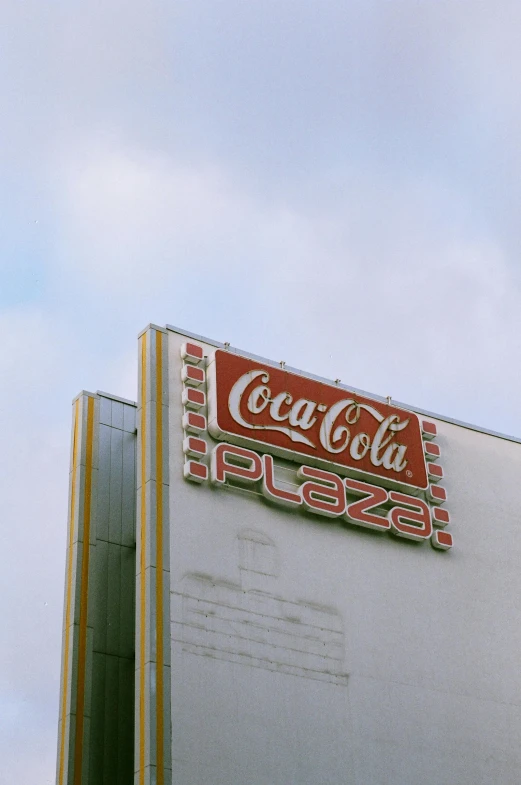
left=57, top=392, right=136, bottom=785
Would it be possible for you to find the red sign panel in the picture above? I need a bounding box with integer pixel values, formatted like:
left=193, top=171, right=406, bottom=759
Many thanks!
left=207, top=350, right=428, bottom=491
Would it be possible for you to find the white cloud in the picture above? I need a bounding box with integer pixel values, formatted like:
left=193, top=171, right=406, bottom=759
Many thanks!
left=54, top=145, right=248, bottom=286
left=49, top=141, right=521, bottom=435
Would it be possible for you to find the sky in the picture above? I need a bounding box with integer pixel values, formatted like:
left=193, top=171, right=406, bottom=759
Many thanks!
left=2, top=1, right=521, bottom=781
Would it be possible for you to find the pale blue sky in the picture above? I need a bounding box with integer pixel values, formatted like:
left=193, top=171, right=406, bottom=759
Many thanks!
left=2, top=2, right=521, bottom=781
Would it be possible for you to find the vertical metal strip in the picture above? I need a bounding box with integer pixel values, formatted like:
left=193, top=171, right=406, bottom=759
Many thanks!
left=155, top=331, right=164, bottom=785
left=73, top=395, right=95, bottom=785
left=139, top=335, right=147, bottom=785
left=58, top=398, right=80, bottom=785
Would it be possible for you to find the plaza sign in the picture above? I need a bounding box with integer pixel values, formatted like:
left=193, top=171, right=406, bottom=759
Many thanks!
left=181, top=343, right=452, bottom=551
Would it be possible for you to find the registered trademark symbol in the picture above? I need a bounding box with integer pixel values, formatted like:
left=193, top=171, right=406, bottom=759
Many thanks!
left=406, top=469, right=413, bottom=477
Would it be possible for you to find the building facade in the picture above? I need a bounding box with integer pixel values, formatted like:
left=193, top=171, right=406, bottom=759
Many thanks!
left=57, top=324, right=521, bottom=785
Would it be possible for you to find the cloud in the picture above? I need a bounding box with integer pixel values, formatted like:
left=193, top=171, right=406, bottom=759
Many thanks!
left=53, top=144, right=248, bottom=287
left=49, top=140, right=521, bottom=435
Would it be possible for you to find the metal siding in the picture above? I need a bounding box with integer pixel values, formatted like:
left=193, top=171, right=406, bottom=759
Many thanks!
left=121, top=429, right=136, bottom=547
left=106, top=542, right=122, bottom=657
left=103, top=654, right=119, bottom=783
left=118, top=656, right=135, bottom=785
left=119, top=543, right=135, bottom=660
left=91, top=539, right=108, bottom=655
left=111, top=400, right=125, bottom=431
left=96, top=425, right=111, bottom=543
left=123, top=403, right=137, bottom=434
left=88, top=652, right=105, bottom=780
left=99, top=396, right=112, bottom=427
left=56, top=394, right=136, bottom=785
left=109, top=426, right=123, bottom=545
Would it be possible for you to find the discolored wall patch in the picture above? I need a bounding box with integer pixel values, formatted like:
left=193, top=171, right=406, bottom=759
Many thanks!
left=171, top=532, right=348, bottom=686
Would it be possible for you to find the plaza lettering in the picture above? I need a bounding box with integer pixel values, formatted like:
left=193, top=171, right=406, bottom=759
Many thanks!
left=209, top=442, right=448, bottom=547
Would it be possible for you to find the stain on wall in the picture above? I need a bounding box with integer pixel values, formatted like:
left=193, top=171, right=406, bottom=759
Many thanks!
left=171, top=531, right=348, bottom=686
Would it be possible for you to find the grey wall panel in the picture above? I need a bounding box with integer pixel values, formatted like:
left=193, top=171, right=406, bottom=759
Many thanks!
left=106, top=542, right=122, bottom=657
left=118, top=657, right=135, bottom=785
left=96, top=424, right=111, bottom=543
left=99, top=396, right=112, bottom=428
left=102, top=655, right=119, bottom=783
left=121, top=430, right=136, bottom=547
left=109, top=427, right=124, bottom=545
left=91, top=539, right=108, bottom=656
left=120, top=543, right=136, bottom=660
left=123, top=403, right=136, bottom=434
left=88, top=652, right=106, bottom=777
left=111, top=401, right=125, bottom=431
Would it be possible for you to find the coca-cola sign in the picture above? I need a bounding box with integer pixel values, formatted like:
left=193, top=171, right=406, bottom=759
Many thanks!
left=207, top=350, right=428, bottom=491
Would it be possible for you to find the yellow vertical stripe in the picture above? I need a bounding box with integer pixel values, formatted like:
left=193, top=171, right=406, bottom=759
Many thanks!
left=58, top=399, right=80, bottom=785
left=73, top=395, right=95, bottom=785
left=139, top=334, right=147, bottom=785
left=155, top=331, right=164, bottom=785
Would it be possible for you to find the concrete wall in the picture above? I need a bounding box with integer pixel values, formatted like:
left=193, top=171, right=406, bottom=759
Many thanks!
left=165, top=326, right=521, bottom=785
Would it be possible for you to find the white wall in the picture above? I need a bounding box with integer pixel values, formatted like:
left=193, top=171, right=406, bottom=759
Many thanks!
left=168, top=328, right=521, bottom=785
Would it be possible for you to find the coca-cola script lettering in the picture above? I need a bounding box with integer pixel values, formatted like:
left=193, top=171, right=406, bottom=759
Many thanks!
left=207, top=350, right=428, bottom=490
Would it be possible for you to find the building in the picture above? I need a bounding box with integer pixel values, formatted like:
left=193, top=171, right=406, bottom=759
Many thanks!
left=56, top=323, right=521, bottom=785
